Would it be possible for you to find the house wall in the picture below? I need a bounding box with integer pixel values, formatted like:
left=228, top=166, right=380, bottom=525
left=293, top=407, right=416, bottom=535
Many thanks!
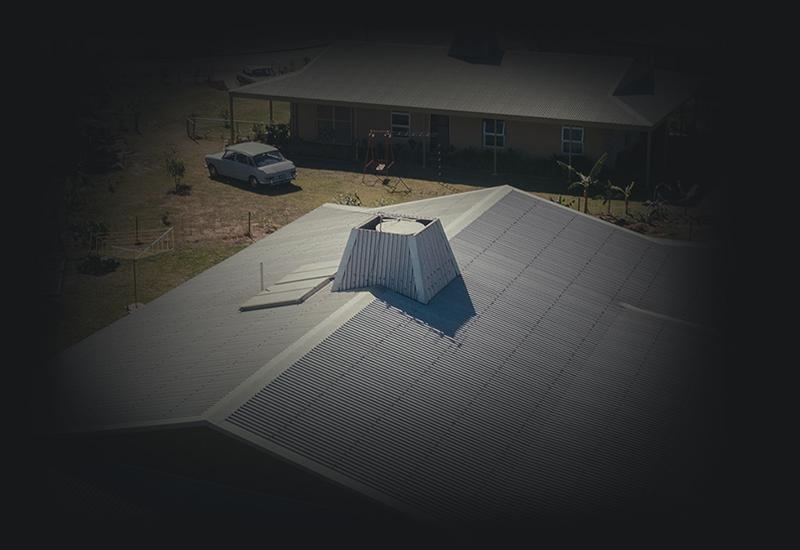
left=295, top=103, right=431, bottom=143
left=448, top=116, right=627, bottom=165
left=291, top=101, right=631, bottom=165
left=355, top=108, right=429, bottom=142
left=295, top=102, right=318, bottom=141
left=449, top=115, right=481, bottom=149
left=356, top=108, right=389, bottom=137
left=507, top=120, right=561, bottom=156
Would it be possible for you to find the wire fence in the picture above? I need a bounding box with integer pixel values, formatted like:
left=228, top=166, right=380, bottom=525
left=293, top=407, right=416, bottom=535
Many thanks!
left=70, top=211, right=271, bottom=319
left=94, top=226, right=175, bottom=259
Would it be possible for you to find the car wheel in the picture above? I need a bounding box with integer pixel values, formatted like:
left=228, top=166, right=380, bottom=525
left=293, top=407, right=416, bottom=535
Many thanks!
left=208, top=164, right=218, bottom=179
left=248, top=176, right=259, bottom=189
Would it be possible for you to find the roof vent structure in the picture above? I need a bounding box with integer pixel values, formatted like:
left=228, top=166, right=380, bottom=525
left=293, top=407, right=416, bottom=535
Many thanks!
left=332, top=214, right=461, bottom=304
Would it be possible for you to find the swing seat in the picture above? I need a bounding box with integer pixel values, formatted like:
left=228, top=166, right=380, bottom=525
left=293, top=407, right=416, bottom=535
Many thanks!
left=375, top=163, right=386, bottom=172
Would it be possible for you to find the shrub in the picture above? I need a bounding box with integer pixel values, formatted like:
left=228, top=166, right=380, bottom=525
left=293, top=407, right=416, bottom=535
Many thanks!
left=549, top=195, right=578, bottom=209
left=164, top=146, right=189, bottom=195
left=78, top=253, right=120, bottom=275
left=265, top=124, right=290, bottom=148
left=171, top=183, right=192, bottom=196
left=69, top=220, right=109, bottom=246
left=219, top=108, right=230, bottom=128
left=334, top=192, right=362, bottom=206
left=372, top=196, right=393, bottom=207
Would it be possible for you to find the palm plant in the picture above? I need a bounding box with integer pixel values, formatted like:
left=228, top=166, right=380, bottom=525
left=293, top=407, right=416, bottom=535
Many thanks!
left=609, top=180, right=635, bottom=216
left=557, top=152, right=608, bottom=214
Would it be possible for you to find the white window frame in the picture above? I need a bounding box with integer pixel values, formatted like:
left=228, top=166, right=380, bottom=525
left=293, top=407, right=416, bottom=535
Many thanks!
left=561, top=126, right=584, bottom=155
left=483, top=119, right=505, bottom=148
left=391, top=111, right=411, bottom=138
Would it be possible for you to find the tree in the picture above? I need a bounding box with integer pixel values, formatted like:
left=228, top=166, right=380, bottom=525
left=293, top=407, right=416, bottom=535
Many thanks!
left=164, top=147, right=189, bottom=195
left=609, top=180, right=635, bottom=216
left=557, top=152, right=608, bottom=214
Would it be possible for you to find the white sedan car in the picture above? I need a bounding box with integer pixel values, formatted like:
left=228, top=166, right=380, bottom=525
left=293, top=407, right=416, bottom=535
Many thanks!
left=205, top=142, right=297, bottom=187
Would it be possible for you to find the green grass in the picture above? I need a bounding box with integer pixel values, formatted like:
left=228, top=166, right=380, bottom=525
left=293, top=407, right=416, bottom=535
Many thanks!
left=57, top=242, right=247, bottom=350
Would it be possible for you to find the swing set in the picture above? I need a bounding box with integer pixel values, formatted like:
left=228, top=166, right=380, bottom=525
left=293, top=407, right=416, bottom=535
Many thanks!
left=362, top=129, right=410, bottom=193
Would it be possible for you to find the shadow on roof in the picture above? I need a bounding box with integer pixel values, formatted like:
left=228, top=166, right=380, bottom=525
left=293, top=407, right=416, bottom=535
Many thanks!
left=370, top=275, right=476, bottom=338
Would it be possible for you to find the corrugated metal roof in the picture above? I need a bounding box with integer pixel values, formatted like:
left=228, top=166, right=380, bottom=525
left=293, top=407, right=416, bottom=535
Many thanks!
left=50, top=185, right=716, bottom=523
left=49, top=188, right=501, bottom=434
left=49, top=205, right=370, bottom=433
left=224, top=190, right=715, bottom=522
left=233, top=41, right=697, bottom=128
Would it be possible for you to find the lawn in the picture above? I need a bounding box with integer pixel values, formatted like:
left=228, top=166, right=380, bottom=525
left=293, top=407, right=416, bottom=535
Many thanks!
left=56, top=67, right=714, bottom=352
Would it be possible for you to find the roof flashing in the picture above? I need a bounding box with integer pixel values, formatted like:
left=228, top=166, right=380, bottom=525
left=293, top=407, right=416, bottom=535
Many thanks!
left=239, top=261, right=339, bottom=311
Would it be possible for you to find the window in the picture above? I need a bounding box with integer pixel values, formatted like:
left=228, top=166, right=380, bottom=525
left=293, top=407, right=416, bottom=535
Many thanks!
left=483, top=119, right=505, bottom=148
left=252, top=151, right=285, bottom=167
left=222, top=150, right=236, bottom=160
left=317, top=105, right=352, bottom=144
left=236, top=153, right=252, bottom=165
left=391, top=112, right=410, bottom=138
left=561, top=126, right=584, bottom=155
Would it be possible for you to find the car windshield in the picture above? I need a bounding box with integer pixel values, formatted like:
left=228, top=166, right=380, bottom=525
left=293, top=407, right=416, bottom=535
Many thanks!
left=252, top=151, right=285, bottom=167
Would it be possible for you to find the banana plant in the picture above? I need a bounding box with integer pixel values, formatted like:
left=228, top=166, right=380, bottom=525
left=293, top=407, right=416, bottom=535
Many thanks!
left=557, top=152, right=608, bottom=214
left=609, top=180, right=635, bottom=216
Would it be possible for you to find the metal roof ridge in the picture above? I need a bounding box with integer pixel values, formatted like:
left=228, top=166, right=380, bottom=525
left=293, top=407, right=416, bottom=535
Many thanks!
left=318, top=203, right=374, bottom=213
left=204, top=288, right=375, bottom=424
left=203, top=186, right=512, bottom=425
left=367, top=185, right=506, bottom=211
left=206, top=420, right=432, bottom=524
left=520, top=189, right=706, bottom=247
left=319, top=40, right=637, bottom=63
left=606, top=58, right=654, bottom=127
left=49, top=416, right=209, bottom=438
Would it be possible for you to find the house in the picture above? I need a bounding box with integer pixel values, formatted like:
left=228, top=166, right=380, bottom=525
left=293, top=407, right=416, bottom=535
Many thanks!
left=230, top=41, right=700, bottom=184
left=45, top=186, right=719, bottom=528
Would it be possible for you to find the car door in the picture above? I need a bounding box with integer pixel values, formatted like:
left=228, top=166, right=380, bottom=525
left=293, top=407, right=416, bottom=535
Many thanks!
left=219, top=150, right=237, bottom=177
left=235, top=153, right=255, bottom=181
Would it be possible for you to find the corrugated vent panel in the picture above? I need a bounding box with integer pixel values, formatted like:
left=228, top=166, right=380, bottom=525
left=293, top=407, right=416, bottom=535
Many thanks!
left=333, top=216, right=459, bottom=303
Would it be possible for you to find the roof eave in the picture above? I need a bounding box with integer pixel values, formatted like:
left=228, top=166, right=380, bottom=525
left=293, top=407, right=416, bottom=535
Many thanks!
left=229, top=90, right=652, bottom=130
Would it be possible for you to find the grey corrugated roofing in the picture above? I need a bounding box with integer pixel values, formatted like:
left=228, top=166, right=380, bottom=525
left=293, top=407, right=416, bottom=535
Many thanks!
left=49, top=188, right=500, bottom=434
left=50, top=185, right=715, bottom=523
left=232, top=41, right=697, bottom=128
left=221, top=189, right=715, bottom=522
left=49, top=205, right=368, bottom=433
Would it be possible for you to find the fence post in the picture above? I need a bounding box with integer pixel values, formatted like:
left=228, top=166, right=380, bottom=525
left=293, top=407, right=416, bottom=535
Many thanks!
left=260, top=262, right=264, bottom=292
left=133, top=256, right=138, bottom=305
left=229, top=94, right=235, bottom=143
left=247, top=211, right=251, bottom=238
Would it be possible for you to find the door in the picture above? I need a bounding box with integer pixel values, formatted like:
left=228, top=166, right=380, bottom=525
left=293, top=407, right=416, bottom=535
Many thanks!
left=219, top=150, right=237, bottom=177
left=430, top=115, right=450, bottom=154
left=234, top=153, right=254, bottom=181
